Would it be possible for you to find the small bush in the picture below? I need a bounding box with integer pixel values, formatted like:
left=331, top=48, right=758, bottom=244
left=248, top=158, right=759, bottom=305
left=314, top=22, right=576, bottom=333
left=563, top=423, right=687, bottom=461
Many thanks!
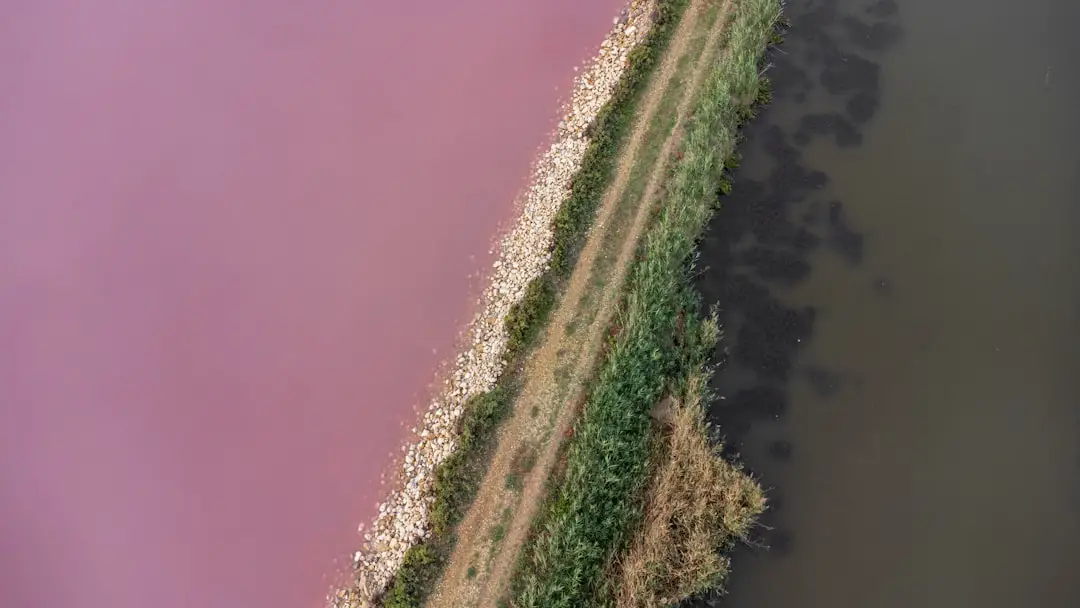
left=428, top=386, right=513, bottom=536
left=383, top=544, right=439, bottom=608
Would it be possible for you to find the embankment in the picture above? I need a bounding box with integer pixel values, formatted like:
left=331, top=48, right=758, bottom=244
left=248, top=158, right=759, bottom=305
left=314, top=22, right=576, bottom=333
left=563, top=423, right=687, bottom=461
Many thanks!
left=427, top=0, right=734, bottom=605
left=510, top=0, right=782, bottom=605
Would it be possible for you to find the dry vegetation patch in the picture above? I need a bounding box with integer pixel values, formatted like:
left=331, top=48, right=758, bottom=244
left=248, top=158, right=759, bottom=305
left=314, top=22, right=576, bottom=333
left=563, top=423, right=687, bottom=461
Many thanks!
left=614, top=378, right=764, bottom=607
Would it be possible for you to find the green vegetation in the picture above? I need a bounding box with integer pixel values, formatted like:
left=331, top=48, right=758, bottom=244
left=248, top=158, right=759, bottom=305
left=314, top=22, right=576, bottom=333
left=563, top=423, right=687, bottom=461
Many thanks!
left=427, top=386, right=515, bottom=537
left=377, top=2, right=694, bottom=606
left=511, top=0, right=783, bottom=606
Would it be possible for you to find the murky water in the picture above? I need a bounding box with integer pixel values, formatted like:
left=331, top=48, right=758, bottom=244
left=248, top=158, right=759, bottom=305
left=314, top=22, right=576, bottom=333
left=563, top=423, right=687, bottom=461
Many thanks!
left=695, top=0, right=1080, bottom=606
left=0, top=1, right=621, bottom=607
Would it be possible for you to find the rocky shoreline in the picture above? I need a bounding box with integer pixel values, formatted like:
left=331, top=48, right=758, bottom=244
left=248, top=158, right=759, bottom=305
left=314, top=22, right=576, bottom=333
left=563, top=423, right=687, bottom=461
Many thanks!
left=335, top=1, right=658, bottom=605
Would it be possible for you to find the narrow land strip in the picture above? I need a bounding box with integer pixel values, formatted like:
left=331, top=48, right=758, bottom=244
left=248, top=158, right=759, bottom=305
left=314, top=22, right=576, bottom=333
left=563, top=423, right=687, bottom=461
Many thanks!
left=513, top=0, right=781, bottom=603
left=554, top=0, right=735, bottom=416
left=486, top=2, right=738, bottom=603
left=427, top=1, right=736, bottom=606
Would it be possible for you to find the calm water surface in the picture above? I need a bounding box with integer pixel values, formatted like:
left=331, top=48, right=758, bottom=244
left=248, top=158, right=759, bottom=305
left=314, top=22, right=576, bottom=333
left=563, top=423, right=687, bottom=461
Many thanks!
left=696, top=0, right=1080, bottom=606
left=0, top=1, right=621, bottom=607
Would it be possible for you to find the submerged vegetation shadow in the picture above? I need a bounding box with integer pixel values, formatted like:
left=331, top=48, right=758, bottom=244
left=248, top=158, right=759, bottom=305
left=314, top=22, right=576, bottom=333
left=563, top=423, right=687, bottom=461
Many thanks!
left=689, top=0, right=903, bottom=604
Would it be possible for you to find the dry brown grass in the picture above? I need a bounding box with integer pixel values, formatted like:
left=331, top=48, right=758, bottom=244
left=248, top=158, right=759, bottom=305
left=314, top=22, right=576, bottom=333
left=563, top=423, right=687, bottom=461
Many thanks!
left=613, top=375, right=765, bottom=608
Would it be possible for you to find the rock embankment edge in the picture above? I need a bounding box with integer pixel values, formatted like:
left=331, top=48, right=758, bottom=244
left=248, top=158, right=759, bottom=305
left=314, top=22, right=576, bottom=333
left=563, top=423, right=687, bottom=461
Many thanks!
left=332, top=2, right=663, bottom=606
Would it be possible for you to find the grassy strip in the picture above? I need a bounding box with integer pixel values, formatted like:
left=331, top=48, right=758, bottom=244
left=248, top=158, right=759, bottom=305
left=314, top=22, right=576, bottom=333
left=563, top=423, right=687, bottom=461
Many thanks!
left=510, top=0, right=782, bottom=606
left=377, top=2, right=693, bottom=606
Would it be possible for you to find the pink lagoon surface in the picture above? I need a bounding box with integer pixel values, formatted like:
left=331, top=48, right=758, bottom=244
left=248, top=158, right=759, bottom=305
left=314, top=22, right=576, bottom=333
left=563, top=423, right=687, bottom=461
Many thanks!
left=0, top=1, right=622, bottom=606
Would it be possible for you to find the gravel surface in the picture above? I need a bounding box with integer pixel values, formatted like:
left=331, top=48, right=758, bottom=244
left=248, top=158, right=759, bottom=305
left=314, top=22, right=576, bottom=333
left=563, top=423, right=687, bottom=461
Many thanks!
left=334, top=2, right=656, bottom=605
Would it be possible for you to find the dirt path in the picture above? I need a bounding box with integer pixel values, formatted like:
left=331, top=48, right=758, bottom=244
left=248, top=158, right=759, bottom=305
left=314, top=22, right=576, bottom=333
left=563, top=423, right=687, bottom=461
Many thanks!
left=426, top=2, right=733, bottom=606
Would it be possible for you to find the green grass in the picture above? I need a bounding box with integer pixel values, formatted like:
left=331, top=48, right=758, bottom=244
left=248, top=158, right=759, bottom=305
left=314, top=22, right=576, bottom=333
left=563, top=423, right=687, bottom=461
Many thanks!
left=510, top=0, right=783, bottom=606
left=376, top=2, right=694, bottom=606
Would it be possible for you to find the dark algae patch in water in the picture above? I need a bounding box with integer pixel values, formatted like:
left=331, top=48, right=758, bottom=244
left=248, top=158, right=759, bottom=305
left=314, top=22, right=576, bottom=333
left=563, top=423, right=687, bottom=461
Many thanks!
left=697, top=0, right=896, bottom=442
left=693, top=0, right=1080, bottom=602
left=690, top=1, right=902, bottom=604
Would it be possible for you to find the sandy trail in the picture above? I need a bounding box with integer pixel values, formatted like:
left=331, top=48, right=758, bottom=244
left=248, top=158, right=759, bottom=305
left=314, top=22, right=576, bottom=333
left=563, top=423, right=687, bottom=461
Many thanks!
left=427, top=1, right=734, bottom=606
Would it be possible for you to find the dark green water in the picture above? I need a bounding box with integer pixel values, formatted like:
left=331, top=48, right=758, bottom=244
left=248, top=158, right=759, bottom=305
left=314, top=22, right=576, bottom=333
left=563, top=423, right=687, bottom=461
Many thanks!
left=695, top=0, right=1080, bottom=605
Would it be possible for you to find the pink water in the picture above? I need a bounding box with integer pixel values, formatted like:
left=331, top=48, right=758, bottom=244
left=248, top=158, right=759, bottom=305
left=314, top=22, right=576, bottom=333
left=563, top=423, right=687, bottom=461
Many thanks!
left=0, top=1, right=622, bottom=606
